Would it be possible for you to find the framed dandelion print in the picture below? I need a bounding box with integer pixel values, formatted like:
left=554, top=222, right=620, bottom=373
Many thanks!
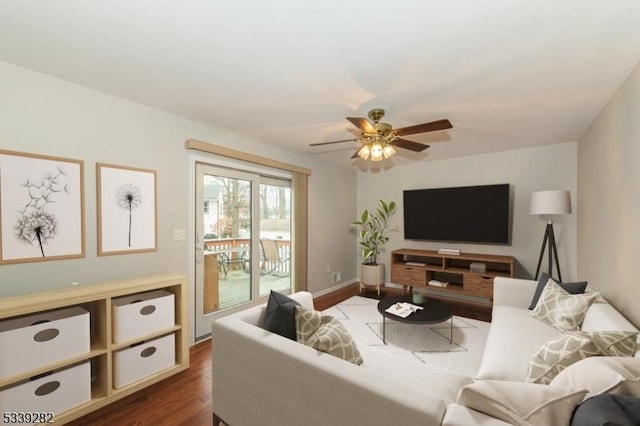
left=97, top=163, right=157, bottom=256
left=0, top=150, right=85, bottom=264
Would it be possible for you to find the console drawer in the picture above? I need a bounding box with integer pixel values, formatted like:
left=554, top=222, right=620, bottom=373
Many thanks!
left=391, top=265, right=426, bottom=286
left=463, top=275, right=494, bottom=298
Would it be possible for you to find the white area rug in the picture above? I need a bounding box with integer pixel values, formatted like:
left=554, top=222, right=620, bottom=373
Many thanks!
left=322, top=295, right=491, bottom=378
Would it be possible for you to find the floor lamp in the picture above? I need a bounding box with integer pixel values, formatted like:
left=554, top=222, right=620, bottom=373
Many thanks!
left=530, top=190, right=572, bottom=282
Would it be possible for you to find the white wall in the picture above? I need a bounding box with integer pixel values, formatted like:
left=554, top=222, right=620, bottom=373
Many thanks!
left=307, top=164, right=358, bottom=293
left=0, top=60, right=357, bottom=298
left=578, top=62, right=640, bottom=326
left=356, top=142, right=578, bottom=281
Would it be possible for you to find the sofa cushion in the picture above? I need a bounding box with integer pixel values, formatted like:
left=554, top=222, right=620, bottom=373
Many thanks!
left=442, top=404, right=513, bottom=426
left=531, top=280, right=599, bottom=332
left=263, top=291, right=300, bottom=340
left=456, top=380, right=587, bottom=426
left=358, top=345, right=472, bottom=405
left=528, top=273, right=587, bottom=310
left=295, top=307, right=363, bottom=365
left=551, top=356, right=640, bottom=400
left=570, top=394, right=640, bottom=426
left=477, top=306, right=561, bottom=382
left=526, top=332, right=600, bottom=384
left=581, top=300, right=640, bottom=335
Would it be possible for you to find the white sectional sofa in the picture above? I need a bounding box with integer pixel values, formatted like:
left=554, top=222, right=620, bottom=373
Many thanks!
left=211, top=277, right=639, bottom=425
left=477, top=278, right=639, bottom=382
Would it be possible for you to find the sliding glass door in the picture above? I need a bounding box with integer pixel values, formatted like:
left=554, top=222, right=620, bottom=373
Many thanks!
left=258, top=178, right=291, bottom=297
left=194, top=162, right=291, bottom=339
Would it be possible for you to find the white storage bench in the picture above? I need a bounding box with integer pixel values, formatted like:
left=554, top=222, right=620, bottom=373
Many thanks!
left=0, top=361, right=91, bottom=421
left=112, top=290, right=175, bottom=343
left=113, top=334, right=176, bottom=388
left=0, top=306, right=90, bottom=381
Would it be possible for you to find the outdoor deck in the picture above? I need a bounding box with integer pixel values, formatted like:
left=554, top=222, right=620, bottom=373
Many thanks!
left=204, top=237, right=291, bottom=310
left=218, top=269, right=291, bottom=310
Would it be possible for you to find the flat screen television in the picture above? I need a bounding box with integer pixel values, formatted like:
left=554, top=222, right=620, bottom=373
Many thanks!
left=403, top=183, right=511, bottom=244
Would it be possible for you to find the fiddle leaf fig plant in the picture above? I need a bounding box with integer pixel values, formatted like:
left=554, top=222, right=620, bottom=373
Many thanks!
left=351, top=200, right=396, bottom=265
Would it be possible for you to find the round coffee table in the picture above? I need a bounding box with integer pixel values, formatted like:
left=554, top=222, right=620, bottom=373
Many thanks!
left=377, top=295, right=453, bottom=344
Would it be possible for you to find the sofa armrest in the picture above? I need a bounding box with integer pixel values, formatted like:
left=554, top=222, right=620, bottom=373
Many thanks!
left=493, top=277, right=537, bottom=309
left=212, top=316, right=447, bottom=426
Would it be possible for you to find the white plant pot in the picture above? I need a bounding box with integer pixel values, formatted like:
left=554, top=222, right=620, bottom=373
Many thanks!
left=360, top=263, right=385, bottom=295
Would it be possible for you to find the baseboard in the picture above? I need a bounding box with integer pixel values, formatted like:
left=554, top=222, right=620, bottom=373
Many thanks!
left=384, top=282, right=403, bottom=290
left=312, top=279, right=358, bottom=297
left=312, top=281, right=359, bottom=311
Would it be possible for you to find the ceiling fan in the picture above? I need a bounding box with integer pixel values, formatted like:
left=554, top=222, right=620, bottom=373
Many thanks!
left=309, top=108, right=452, bottom=161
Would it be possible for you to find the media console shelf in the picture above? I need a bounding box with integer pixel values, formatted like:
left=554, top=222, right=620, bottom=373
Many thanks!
left=390, top=249, right=515, bottom=304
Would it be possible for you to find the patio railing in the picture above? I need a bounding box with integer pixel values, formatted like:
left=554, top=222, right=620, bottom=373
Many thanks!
left=204, top=238, right=290, bottom=275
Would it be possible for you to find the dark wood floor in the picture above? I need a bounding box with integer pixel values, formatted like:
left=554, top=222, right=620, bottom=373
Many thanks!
left=69, top=283, right=487, bottom=425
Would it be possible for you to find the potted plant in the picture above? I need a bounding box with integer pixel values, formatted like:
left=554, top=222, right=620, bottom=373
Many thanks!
left=351, top=200, right=396, bottom=295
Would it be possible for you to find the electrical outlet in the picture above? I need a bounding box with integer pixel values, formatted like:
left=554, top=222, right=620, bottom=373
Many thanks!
left=173, top=229, right=186, bottom=241
left=331, top=272, right=341, bottom=284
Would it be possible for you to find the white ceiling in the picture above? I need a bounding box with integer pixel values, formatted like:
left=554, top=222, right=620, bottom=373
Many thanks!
left=1, top=1, right=639, bottom=168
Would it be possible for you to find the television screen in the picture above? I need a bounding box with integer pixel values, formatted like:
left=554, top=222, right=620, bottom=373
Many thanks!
left=403, top=183, right=510, bottom=244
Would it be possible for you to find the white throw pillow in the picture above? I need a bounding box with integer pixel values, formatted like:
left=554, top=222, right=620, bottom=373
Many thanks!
left=456, top=380, right=587, bottom=426
left=550, top=356, right=640, bottom=400
left=531, top=279, right=599, bottom=332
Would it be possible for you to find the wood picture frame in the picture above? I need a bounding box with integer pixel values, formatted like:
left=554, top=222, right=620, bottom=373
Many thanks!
left=0, top=149, right=85, bottom=264
left=97, top=163, right=157, bottom=256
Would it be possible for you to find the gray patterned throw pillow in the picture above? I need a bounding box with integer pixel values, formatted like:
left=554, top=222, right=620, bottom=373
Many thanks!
left=526, top=331, right=638, bottom=385
left=295, top=306, right=363, bottom=365
left=526, top=333, right=600, bottom=384
left=573, top=330, right=638, bottom=357
left=531, top=279, right=599, bottom=331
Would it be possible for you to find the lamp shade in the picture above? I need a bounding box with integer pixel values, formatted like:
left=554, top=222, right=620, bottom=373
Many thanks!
left=530, top=190, right=572, bottom=215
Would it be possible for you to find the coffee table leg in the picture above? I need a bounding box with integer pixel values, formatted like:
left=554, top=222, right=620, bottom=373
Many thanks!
left=382, top=316, right=386, bottom=344
left=450, top=317, right=453, bottom=344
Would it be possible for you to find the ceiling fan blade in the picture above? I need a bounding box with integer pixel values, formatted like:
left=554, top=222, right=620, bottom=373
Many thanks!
left=391, top=138, right=430, bottom=152
left=351, top=147, right=363, bottom=159
left=309, top=138, right=358, bottom=147
left=393, top=119, right=452, bottom=137
left=346, top=117, right=376, bottom=133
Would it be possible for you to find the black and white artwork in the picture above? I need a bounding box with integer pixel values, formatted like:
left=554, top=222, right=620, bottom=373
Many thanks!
left=97, top=163, right=157, bottom=255
left=0, top=150, right=85, bottom=264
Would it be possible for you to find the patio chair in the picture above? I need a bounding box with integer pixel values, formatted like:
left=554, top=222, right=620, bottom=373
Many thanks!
left=235, top=249, right=250, bottom=272
left=217, top=249, right=250, bottom=278
left=216, top=253, right=229, bottom=278
left=260, top=239, right=289, bottom=276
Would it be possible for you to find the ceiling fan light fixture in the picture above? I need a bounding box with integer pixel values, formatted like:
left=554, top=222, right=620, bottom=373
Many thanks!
left=311, top=108, right=451, bottom=162
left=357, top=144, right=371, bottom=160
left=382, top=143, right=396, bottom=159
left=370, top=141, right=384, bottom=161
